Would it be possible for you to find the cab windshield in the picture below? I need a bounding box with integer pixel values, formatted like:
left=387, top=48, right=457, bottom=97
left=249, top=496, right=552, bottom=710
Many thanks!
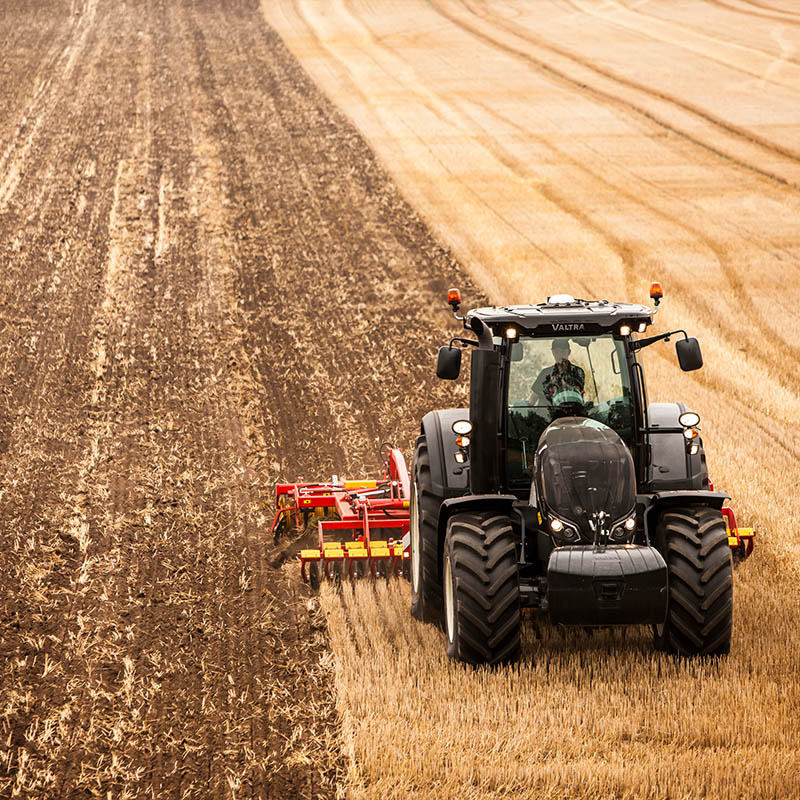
left=506, top=334, right=634, bottom=486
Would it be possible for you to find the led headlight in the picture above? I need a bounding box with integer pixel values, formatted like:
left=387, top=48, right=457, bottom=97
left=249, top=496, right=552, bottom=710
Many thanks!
left=609, top=516, right=636, bottom=541
left=549, top=517, right=579, bottom=542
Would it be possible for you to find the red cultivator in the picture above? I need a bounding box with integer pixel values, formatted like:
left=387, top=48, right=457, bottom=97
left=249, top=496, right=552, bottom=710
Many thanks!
left=270, top=446, right=411, bottom=587
left=721, top=499, right=755, bottom=561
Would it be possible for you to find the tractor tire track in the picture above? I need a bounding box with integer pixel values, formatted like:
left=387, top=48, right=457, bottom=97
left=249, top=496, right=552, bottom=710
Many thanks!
left=311, top=0, right=800, bottom=391
left=425, top=0, right=800, bottom=190
left=0, top=0, right=99, bottom=213
left=458, top=95, right=800, bottom=391
left=561, top=0, right=800, bottom=69
left=296, top=0, right=601, bottom=295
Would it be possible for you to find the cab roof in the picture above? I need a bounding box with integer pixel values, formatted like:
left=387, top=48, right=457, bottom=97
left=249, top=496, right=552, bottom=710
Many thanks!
left=467, top=296, right=654, bottom=334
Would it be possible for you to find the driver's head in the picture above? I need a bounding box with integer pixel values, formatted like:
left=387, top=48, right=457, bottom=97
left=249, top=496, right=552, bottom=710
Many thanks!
left=552, top=339, right=571, bottom=362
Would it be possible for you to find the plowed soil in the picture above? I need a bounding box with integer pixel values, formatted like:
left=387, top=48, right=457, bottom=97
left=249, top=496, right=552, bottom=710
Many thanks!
left=0, top=1, right=475, bottom=796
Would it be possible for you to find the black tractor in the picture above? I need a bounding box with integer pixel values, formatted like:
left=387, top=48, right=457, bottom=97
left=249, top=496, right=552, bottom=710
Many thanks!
left=410, top=286, right=747, bottom=665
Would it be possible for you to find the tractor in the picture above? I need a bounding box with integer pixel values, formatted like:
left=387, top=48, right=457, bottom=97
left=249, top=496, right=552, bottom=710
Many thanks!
left=410, top=285, right=754, bottom=665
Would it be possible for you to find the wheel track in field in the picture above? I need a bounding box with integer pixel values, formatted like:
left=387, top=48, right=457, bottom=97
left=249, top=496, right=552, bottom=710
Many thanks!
left=304, top=0, right=602, bottom=295
left=557, top=0, right=800, bottom=70
left=0, top=3, right=135, bottom=775
left=424, top=0, right=800, bottom=190
left=282, top=0, right=800, bottom=480
left=307, top=0, right=800, bottom=386
left=463, top=96, right=800, bottom=395
left=0, top=0, right=98, bottom=213
left=736, top=0, right=800, bottom=22
left=630, top=0, right=800, bottom=28
left=416, top=0, right=800, bottom=403
left=0, top=3, right=73, bottom=150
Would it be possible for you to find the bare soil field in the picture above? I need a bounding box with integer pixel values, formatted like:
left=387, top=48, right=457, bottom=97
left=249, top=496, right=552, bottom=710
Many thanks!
left=0, top=1, right=475, bottom=796
left=261, top=1, right=800, bottom=798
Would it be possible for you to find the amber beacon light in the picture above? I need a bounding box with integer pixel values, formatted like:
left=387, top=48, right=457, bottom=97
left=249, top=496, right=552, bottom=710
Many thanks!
left=447, top=288, right=462, bottom=310
left=649, top=282, right=664, bottom=306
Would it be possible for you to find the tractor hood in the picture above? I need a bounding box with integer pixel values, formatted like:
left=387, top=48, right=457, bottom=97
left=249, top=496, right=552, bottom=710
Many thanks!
left=535, top=417, right=636, bottom=542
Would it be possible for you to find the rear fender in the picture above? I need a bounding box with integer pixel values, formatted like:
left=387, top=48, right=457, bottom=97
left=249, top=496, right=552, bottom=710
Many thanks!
left=419, top=410, right=470, bottom=497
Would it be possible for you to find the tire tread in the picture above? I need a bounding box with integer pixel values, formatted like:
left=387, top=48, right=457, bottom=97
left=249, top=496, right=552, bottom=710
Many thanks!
left=656, top=507, right=733, bottom=656
left=446, top=512, right=521, bottom=666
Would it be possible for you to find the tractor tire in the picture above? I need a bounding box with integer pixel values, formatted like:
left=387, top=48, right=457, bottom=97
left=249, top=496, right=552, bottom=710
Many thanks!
left=410, top=436, right=444, bottom=623
left=442, top=512, right=521, bottom=666
left=653, top=506, right=733, bottom=656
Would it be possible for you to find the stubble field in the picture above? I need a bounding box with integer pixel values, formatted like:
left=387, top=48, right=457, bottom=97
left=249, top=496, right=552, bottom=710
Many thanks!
left=1, top=1, right=799, bottom=798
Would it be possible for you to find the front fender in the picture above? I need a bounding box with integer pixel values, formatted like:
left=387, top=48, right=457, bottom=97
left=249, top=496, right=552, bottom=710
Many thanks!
left=638, top=490, right=730, bottom=543
left=437, top=494, right=518, bottom=575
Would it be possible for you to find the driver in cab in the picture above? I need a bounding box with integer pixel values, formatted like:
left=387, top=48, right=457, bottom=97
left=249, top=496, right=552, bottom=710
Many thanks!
left=530, top=338, right=585, bottom=405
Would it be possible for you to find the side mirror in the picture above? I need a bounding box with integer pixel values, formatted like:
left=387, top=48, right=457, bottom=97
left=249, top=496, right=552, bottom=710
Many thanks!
left=436, top=346, right=462, bottom=380
left=676, top=337, right=703, bottom=372
left=510, top=342, right=523, bottom=362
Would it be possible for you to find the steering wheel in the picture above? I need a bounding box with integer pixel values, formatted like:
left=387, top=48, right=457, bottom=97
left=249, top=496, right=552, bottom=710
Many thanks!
left=549, top=401, right=587, bottom=420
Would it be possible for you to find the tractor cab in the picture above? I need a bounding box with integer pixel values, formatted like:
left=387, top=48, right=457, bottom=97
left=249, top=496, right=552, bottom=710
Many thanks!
left=504, top=330, right=637, bottom=487
left=436, top=290, right=705, bottom=496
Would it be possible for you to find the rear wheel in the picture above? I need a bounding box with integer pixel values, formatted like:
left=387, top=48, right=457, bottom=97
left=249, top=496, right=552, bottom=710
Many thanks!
left=443, top=512, right=521, bottom=666
left=410, top=436, right=443, bottom=623
left=653, top=506, right=733, bottom=656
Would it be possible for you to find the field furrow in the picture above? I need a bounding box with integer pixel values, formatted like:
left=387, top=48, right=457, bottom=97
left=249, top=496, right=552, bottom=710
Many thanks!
left=0, top=0, right=477, bottom=796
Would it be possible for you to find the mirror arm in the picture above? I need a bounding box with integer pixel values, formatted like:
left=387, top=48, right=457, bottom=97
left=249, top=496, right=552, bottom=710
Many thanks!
left=630, top=328, right=688, bottom=351
left=449, top=337, right=479, bottom=349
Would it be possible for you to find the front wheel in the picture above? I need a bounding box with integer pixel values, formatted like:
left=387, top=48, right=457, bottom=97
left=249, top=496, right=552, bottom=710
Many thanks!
left=443, top=512, right=521, bottom=666
left=653, top=506, right=733, bottom=656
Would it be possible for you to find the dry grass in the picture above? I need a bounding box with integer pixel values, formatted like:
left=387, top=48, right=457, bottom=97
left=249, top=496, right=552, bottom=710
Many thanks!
left=321, top=566, right=800, bottom=800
